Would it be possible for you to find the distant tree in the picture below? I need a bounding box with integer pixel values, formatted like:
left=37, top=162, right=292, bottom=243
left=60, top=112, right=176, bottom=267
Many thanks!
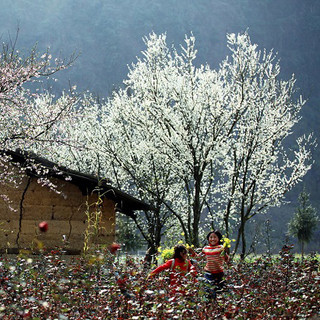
left=288, top=188, right=318, bottom=258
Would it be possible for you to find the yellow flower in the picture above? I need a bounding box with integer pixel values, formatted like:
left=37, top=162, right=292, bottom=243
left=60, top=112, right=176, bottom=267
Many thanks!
left=160, top=247, right=174, bottom=261
left=222, top=235, right=234, bottom=248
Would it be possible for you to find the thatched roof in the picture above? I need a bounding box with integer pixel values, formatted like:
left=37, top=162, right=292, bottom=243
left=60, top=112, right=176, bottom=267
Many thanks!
left=1, top=149, right=152, bottom=216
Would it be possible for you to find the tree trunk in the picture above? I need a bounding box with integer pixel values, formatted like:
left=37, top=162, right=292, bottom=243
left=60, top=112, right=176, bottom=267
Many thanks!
left=191, top=219, right=200, bottom=247
left=233, top=214, right=247, bottom=260
left=144, top=240, right=160, bottom=268
left=188, top=170, right=202, bottom=248
left=241, top=222, right=246, bottom=260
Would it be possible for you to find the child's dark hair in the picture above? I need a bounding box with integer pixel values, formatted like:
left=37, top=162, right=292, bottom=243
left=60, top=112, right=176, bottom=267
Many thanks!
left=172, top=244, right=187, bottom=260
left=206, top=230, right=223, bottom=244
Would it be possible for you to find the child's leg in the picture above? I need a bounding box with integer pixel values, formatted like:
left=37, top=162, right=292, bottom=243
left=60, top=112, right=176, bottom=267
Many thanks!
left=213, top=272, right=225, bottom=291
left=203, top=272, right=217, bottom=299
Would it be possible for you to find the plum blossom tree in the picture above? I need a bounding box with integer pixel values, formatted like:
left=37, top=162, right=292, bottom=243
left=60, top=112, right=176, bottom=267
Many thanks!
left=213, top=32, right=315, bottom=258
left=0, top=31, right=78, bottom=195
left=95, top=32, right=238, bottom=251
left=39, top=32, right=314, bottom=257
left=99, top=32, right=313, bottom=253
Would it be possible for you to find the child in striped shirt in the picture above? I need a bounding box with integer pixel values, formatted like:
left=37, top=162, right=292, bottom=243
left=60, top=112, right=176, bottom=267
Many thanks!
left=202, top=230, right=229, bottom=289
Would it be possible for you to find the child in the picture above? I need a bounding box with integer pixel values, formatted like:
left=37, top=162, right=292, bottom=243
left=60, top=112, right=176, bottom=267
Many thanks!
left=201, top=230, right=229, bottom=298
left=189, top=230, right=229, bottom=299
left=203, top=230, right=229, bottom=284
left=147, top=244, right=197, bottom=295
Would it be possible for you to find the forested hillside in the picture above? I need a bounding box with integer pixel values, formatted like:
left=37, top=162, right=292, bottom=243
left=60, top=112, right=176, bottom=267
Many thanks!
left=0, top=0, right=319, bottom=252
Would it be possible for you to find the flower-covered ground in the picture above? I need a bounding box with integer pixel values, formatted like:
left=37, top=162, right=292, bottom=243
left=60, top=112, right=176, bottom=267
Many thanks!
left=0, top=248, right=319, bottom=319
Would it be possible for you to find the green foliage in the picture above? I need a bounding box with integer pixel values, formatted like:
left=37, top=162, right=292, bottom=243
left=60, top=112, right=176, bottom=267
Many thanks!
left=116, top=212, right=145, bottom=252
left=288, top=188, right=319, bottom=254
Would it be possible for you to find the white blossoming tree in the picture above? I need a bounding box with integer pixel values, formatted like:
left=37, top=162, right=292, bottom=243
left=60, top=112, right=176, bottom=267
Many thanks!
left=0, top=31, right=78, bottom=196
left=212, top=32, right=314, bottom=258
left=39, top=32, right=314, bottom=257
left=93, top=32, right=240, bottom=252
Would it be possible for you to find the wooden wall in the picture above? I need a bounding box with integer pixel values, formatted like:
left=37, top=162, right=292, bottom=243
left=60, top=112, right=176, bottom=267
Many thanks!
left=0, top=169, right=116, bottom=254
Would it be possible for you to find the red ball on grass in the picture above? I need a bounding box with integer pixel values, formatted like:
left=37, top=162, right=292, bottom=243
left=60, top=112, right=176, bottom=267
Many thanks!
left=38, top=221, right=48, bottom=232
left=109, top=242, right=121, bottom=254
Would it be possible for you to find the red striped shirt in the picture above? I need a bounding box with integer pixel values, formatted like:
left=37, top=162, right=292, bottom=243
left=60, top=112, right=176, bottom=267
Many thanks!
left=202, top=245, right=225, bottom=274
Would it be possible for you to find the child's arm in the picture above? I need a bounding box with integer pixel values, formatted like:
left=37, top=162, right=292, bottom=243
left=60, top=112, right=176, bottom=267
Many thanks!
left=147, top=259, right=173, bottom=279
left=188, top=260, right=198, bottom=277
left=188, top=247, right=204, bottom=259
left=222, top=247, right=230, bottom=264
